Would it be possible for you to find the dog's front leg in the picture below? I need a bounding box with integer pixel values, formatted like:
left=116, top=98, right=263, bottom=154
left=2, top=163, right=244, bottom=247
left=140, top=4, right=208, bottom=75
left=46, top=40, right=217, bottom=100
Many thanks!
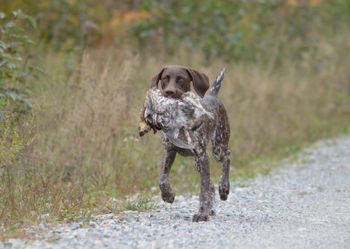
left=159, top=149, right=176, bottom=203
left=193, top=151, right=215, bottom=222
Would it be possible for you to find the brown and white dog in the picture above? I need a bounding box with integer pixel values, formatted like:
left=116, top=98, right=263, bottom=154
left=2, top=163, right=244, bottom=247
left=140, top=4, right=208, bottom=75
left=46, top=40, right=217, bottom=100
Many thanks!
left=140, top=65, right=230, bottom=222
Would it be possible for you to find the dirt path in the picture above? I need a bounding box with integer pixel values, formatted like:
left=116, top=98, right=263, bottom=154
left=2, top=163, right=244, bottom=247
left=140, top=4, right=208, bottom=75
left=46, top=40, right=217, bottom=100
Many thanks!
left=2, top=136, right=350, bottom=249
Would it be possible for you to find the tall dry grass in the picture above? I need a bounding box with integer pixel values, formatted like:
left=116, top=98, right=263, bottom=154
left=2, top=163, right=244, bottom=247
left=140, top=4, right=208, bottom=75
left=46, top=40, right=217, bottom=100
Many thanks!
left=1, top=33, right=350, bottom=229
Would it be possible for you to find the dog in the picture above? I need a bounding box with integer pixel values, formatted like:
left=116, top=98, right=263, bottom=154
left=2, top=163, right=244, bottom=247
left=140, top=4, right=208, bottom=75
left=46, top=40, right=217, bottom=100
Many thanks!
left=140, top=65, right=230, bottom=222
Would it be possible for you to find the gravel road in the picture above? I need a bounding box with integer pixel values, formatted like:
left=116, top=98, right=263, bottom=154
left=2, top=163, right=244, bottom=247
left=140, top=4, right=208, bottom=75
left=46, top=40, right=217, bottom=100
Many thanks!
left=2, top=136, right=350, bottom=249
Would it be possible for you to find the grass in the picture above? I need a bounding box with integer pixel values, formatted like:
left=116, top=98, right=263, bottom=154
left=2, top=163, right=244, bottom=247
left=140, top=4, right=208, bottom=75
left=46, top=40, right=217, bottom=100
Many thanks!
left=125, top=195, right=158, bottom=212
left=1, top=31, right=350, bottom=234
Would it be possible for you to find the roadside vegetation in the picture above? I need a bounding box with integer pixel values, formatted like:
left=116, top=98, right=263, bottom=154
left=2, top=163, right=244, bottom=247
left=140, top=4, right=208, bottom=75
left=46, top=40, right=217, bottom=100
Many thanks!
left=1, top=0, right=350, bottom=233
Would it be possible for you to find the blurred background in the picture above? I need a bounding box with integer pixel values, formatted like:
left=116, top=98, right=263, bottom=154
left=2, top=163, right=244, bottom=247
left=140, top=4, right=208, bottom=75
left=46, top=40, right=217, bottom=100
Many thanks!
left=1, top=0, right=350, bottom=230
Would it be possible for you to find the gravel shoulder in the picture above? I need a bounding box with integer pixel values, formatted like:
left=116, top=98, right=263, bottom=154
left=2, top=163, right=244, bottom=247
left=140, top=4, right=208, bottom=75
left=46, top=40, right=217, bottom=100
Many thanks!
left=2, top=136, right=350, bottom=249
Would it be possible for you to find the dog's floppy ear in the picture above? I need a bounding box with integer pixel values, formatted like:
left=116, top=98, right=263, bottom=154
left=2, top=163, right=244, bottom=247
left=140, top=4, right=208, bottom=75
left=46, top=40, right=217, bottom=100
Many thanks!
left=150, top=68, right=165, bottom=88
left=185, top=68, right=209, bottom=97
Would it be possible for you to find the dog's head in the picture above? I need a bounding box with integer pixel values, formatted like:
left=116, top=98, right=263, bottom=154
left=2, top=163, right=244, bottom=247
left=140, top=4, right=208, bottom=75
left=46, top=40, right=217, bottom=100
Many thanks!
left=151, top=65, right=209, bottom=98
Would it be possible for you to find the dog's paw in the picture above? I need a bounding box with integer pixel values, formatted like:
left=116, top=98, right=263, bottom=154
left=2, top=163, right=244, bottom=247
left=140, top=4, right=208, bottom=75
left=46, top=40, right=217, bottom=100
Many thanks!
left=161, top=191, right=175, bottom=203
left=219, top=181, right=230, bottom=201
left=192, top=213, right=209, bottom=222
left=159, top=183, right=175, bottom=203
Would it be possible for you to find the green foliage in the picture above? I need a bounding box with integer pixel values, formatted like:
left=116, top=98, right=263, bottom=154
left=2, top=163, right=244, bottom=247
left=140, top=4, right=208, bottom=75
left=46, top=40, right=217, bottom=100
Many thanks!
left=0, top=9, right=37, bottom=115
left=1, top=0, right=126, bottom=51
left=2, top=1, right=350, bottom=62
left=0, top=115, right=27, bottom=168
left=132, top=0, right=350, bottom=62
left=126, top=196, right=157, bottom=211
left=32, top=0, right=104, bottom=50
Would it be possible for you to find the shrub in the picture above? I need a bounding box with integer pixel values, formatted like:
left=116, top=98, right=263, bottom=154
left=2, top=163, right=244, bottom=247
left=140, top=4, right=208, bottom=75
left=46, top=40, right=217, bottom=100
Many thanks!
left=0, top=9, right=36, bottom=117
left=131, top=0, right=350, bottom=62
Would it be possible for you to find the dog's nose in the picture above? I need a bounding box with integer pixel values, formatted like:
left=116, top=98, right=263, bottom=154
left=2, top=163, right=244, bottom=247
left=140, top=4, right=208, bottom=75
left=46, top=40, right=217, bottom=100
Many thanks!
left=164, top=89, right=176, bottom=98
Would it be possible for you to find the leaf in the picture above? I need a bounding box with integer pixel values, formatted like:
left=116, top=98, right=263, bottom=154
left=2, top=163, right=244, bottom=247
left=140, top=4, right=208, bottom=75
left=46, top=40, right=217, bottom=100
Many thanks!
left=12, top=9, right=24, bottom=18
left=34, top=66, right=45, bottom=75
left=0, top=60, right=7, bottom=68
left=6, top=91, right=22, bottom=101
left=22, top=98, right=32, bottom=107
left=12, top=9, right=37, bottom=29
left=0, top=40, right=8, bottom=50
left=4, top=21, right=17, bottom=30
left=26, top=15, right=37, bottom=29
left=6, top=63, right=17, bottom=70
left=5, top=91, right=32, bottom=107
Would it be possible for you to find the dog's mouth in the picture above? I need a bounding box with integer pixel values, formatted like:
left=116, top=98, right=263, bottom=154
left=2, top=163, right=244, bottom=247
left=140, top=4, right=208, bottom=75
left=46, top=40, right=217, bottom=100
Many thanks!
left=162, top=91, right=184, bottom=99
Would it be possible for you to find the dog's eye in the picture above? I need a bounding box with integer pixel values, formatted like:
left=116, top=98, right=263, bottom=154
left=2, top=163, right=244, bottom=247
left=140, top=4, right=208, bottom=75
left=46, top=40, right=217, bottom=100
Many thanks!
left=177, top=77, right=184, bottom=82
left=161, top=77, right=169, bottom=88
left=177, top=77, right=186, bottom=86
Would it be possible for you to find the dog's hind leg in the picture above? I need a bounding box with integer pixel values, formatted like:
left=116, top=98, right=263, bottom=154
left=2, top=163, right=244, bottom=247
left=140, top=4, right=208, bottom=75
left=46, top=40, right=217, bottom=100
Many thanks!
left=213, top=145, right=230, bottom=200
left=212, top=119, right=231, bottom=201
left=217, top=150, right=230, bottom=201
left=159, top=149, right=176, bottom=203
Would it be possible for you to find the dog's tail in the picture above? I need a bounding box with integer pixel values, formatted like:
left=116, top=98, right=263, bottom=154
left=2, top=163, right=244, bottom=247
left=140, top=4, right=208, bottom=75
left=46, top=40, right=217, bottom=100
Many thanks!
left=209, top=68, right=225, bottom=97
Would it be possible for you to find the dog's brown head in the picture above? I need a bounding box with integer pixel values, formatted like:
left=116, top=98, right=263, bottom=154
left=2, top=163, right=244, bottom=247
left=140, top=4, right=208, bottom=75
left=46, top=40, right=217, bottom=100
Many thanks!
left=151, top=65, right=209, bottom=98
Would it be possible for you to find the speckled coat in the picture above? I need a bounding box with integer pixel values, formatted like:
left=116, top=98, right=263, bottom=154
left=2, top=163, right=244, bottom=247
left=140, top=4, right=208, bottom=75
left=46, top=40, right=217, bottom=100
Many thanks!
left=139, top=66, right=230, bottom=222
